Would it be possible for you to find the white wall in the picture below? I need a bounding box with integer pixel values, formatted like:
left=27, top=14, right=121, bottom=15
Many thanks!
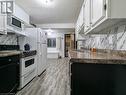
left=37, top=23, right=75, bottom=29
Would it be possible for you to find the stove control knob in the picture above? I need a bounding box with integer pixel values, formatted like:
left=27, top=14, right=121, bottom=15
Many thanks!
left=8, top=59, right=12, bottom=62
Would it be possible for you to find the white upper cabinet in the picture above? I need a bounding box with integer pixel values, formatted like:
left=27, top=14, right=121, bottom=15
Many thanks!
left=75, top=1, right=85, bottom=41
left=84, top=0, right=126, bottom=34
left=79, top=6, right=84, bottom=28
left=84, top=0, right=91, bottom=32
left=91, top=0, right=105, bottom=26
left=76, top=4, right=84, bottom=32
left=13, top=4, right=30, bottom=24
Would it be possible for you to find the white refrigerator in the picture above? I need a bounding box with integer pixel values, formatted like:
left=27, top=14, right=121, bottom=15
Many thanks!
left=24, top=28, right=47, bottom=76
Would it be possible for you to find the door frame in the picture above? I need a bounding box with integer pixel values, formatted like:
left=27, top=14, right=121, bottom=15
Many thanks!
left=64, top=34, right=69, bottom=57
left=64, top=34, right=75, bottom=57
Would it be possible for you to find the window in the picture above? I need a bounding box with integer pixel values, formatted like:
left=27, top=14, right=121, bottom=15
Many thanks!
left=47, top=38, right=56, bottom=47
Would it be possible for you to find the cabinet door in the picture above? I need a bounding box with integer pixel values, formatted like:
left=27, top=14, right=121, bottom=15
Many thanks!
left=14, top=4, right=29, bottom=24
left=42, top=44, right=47, bottom=70
left=79, top=6, right=84, bottom=28
left=84, top=0, right=91, bottom=32
left=76, top=18, right=79, bottom=32
left=91, top=0, right=106, bottom=26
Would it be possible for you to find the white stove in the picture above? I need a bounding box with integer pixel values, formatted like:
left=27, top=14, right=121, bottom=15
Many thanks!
left=19, top=50, right=37, bottom=89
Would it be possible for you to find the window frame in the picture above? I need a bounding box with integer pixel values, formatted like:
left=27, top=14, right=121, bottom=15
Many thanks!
left=47, top=38, right=56, bottom=48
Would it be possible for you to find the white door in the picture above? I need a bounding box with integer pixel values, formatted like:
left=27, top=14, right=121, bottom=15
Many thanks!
left=37, top=43, right=43, bottom=75
left=40, top=30, right=44, bottom=43
left=43, top=31, right=47, bottom=44
left=38, top=54, right=43, bottom=75
left=38, top=43, right=47, bottom=75
left=37, top=28, right=42, bottom=43
left=84, top=0, right=91, bottom=32
left=91, top=0, right=106, bottom=25
left=42, top=44, right=47, bottom=70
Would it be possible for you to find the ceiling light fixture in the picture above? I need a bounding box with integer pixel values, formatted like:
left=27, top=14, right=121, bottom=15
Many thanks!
left=37, top=0, right=55, bottom=7
left=42, top=0, right=53, bottom=6
left=47, top=29, right=53, bottom=35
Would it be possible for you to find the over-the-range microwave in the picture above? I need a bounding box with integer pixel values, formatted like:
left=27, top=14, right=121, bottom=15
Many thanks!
left=7, top=15, right=22, bottom=31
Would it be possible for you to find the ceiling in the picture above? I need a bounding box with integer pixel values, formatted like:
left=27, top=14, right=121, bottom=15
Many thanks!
left=16, top=0, right=84, bottom=24
left=43, top=28, right=75, bottom=33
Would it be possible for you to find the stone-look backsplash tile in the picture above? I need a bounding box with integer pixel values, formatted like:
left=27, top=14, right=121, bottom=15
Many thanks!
left=83, top=24, right=126, bottom=50
left=0, top=34, right=17, bottom=45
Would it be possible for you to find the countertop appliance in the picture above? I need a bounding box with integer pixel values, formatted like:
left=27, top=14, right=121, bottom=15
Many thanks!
left=7, top=15, right=22, bottom=31
left=0, top=45, right=20, bottom=94
left=20, top=28, right=47, bottom=76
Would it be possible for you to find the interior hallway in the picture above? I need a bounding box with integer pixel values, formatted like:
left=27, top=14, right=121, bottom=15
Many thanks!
left=17, top=58, right=70, bottom=95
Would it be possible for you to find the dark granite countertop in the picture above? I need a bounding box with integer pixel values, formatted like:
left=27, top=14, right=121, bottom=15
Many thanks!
left=0, top=50, right=21, bottom=57
left=0, top=50, right=37, bottom=58
left=69, top=50, right=126, bottom=64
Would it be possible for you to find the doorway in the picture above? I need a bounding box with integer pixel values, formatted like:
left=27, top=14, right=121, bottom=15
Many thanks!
left=64, top=34, right=75, bottom=57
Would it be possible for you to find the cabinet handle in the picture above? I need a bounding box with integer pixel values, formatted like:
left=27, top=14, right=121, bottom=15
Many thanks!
left=104, top=4, right=107, bottom=10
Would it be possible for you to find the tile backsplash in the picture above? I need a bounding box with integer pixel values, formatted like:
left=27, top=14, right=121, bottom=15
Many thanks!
left=0, top=34, right=18, bottom=45
left=82, top=24, right=126, bottom=50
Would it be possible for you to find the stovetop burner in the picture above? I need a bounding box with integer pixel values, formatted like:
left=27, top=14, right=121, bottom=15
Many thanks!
left=0, top=45, right=20, bottom=51
left=21, top=50, right=37, bottom=58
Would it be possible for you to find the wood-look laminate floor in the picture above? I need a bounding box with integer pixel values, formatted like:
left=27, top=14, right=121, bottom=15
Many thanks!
left=16, top=58, right=70, bottom=95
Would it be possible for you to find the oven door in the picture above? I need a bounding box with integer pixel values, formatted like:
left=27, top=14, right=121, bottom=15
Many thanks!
left=0, top=55, right=19, bottom=93
left=20, top=56, right=36, bottom=76
left=0, top=63, right=19, bottom=93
